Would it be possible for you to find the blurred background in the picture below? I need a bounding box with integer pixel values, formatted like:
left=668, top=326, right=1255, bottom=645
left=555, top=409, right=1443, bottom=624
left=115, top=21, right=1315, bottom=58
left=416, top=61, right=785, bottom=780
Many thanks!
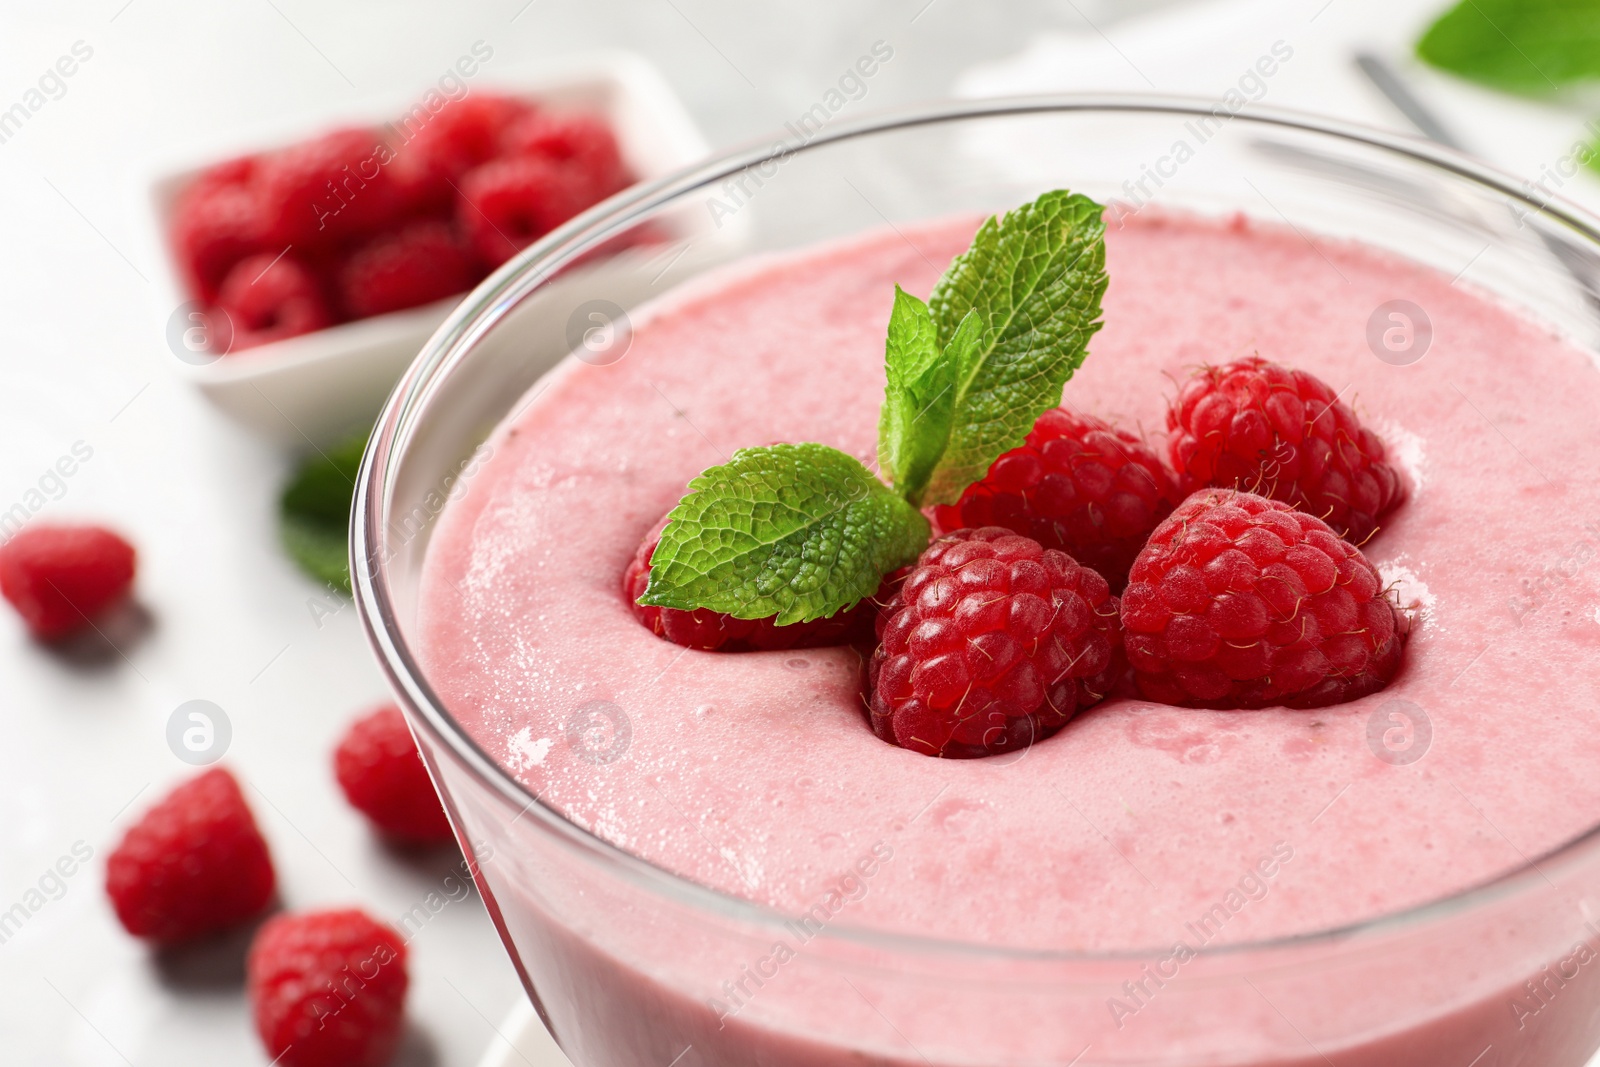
left=6, top=0, right=1600, bottom=1063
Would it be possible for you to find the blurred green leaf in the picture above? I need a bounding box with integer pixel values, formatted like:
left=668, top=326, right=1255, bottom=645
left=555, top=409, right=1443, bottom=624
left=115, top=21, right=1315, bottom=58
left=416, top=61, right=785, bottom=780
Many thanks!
left=1417, top=0, right=1600, bottom=95
left=279, top=431, right=368, bottom=594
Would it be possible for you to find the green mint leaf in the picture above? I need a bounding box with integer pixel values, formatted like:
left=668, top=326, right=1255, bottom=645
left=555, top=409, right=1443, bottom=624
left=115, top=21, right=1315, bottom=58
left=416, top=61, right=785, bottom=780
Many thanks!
left=637, top=443, right=930, bottom=625
left=921, top=189, right=1107, bottom=505
left=1417, top=0, right=1600, bottom=95
left=877, top=286, right=958, bottom=505
left=279, top=430, right=367, bottom=594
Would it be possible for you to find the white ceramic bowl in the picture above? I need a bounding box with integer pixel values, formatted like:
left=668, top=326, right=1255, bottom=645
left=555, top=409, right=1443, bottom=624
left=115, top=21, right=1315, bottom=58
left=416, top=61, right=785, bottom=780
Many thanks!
left=146, top=50, right=718, bottom=448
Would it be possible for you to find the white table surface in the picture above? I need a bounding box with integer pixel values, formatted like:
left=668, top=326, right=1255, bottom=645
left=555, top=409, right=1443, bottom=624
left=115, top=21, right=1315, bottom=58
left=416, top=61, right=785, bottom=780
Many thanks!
left=0, top=1, right=1177, bottom=1064
left=10, top=0, right=1600, bottom=1064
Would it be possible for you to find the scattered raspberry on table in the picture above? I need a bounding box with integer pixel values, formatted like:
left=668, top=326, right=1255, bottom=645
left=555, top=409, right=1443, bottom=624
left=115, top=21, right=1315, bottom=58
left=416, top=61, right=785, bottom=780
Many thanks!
left=1120, top=488, right=1406, bottom=708
left=105, top=767, right=276, bottom=943
left=935, top=407, right=1179, bottom=592
left=334, top=705, right=454, bottom=844
left=248, top=908, right=408, bottom=1067
left=624, top=511, right=879, bottom=651
left=0, top=523, right=136, bottom=640
left=1166, top=357, right=1404, bottom=544
left=868, top=527, right=1123, bottom=758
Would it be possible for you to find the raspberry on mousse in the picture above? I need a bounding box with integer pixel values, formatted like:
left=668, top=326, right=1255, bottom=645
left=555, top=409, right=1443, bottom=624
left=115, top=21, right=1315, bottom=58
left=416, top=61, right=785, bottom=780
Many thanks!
left=934, top=407, right=1179, bottom=591
left=867, top=527, right=1123, bottom=758
left=1166, top=357, right=1404, bottom=544
left=1120, top=488, right=1406, bottom=709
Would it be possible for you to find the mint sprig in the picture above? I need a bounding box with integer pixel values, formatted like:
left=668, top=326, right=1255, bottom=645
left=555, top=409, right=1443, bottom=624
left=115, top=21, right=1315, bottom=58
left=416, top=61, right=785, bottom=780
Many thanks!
left=637, top=443, right=930, bottom=624
left=637, top=189, right=1107, bottom=626
left=919, top=190, right=1107, bottom=504
left=877, top=286, right=964, bottom=505
left=1417, top=0, right=1600, bottom=95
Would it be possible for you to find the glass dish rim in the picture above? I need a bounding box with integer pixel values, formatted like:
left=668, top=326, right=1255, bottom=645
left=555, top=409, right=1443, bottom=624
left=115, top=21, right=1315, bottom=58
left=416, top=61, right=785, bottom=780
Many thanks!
left=352, top=92, right=1600, bottom=964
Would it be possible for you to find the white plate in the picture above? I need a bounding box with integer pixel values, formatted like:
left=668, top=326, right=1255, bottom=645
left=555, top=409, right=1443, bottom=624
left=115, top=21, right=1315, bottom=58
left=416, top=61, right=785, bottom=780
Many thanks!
left=145, top=50, right=717, bottom=448
left=477, top=997, right=574, bottom=1067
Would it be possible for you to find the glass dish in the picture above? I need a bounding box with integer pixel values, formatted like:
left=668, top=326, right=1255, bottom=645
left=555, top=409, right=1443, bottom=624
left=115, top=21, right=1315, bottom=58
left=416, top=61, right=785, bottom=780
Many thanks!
left=353, top=96, right=1600, bottom=1067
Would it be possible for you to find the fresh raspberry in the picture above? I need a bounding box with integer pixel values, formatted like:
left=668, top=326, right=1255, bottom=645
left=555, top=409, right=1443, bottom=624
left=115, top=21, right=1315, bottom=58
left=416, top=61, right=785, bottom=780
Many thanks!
left=334, top=705, right=453, bottom=844
left=1166, top=357, right=1404, bottom=543
left=502, top=110, right=628, bottom=196
left=934, top=408, right=1178, bottom=593
left=257, top=128, right=399, bottom=248
left=867, top=527, right=1122, bottom=758
left=0, top=524, right=136, bottom=640
left=214, top=252, right=334, bottom=351
left=387, top=95, right=534, bottom=218
left=248, top=908, right=408, bottom=1067
left=457, top=155, right=598, bottom=267
left=624, top=512, right=875, bottom=651
left=386, top=146, right=453, bottom=220
left=169, top=157, right=266, bottom=303
left=105, top=768, right=276, bottom=944
left=186, top=154, right=258, bottom=194
left=336, top=221, right=482, bottom=319
left=398, top=94, right=533, bottom=185
left=1121, top=489, right=1405, bottom=709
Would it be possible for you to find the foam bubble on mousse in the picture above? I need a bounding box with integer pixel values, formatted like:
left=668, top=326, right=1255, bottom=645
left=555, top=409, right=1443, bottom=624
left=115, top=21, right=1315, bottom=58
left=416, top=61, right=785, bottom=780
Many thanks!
left=1373, top=416, right=1427, bottom=493
left=508, top=727, right=554, bottom=770
left=1378, top=555, right=1435, bottom=632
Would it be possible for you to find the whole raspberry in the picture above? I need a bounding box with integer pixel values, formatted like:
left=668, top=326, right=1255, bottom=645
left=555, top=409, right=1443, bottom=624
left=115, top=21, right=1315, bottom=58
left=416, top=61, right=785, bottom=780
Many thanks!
left=257, top=128, right=399, bottom=248
left=388, top=96, right=533, bottom=219
left=169, top=157, right=266, bottom=303
left=185, top=154, right=257, bottom=195
left=214, top=252, right=334, bottom=351
left=105, top=767, right=276, bottom=943
left=503, top=110, right=628, bottom=196
left=334, top=705, right=453, bottom=844
left=0, top=524, right=136, bottom=640
left=397, top=94, right=533, bottom=185
left=457, top=155, right=597, bottom=267
left=1166, top=357, right=1404, bottom=543
left=868, top=527, right=1122, bottom=758
left=248, top=908, right=408, bottom=1067
left=934, top=408, right=1178, bottom=592
left=1121, top=489, right=1405, bottom=709
left=336, top=221, right=482, bottom=319
left=624, top=512, right=875, bottom=651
